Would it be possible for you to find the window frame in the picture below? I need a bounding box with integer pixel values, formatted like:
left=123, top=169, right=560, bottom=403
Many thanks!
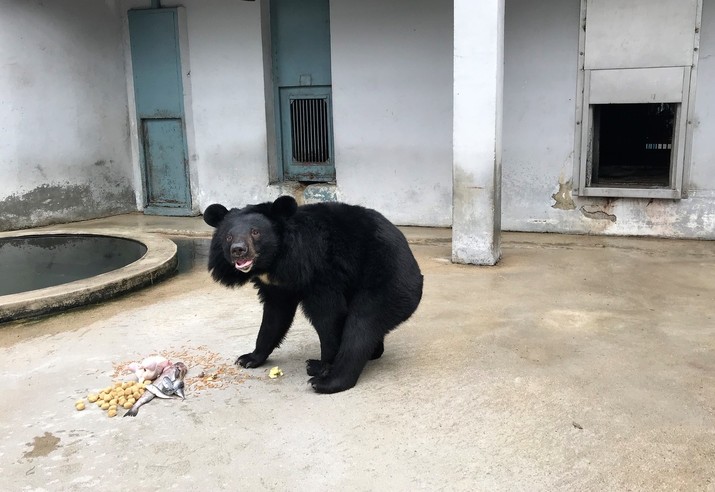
left=577, top=72, right=690, bottom=200
left=573, top=0, right=702, bottom=200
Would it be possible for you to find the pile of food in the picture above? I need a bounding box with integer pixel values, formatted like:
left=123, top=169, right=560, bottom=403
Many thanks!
left=75, top=347, right=254, bottom=418
left=112, top=345, right=252, bottom=394
left=75, top=380, right=150, bottom=418
left=76, top=355, right=186, bottom=418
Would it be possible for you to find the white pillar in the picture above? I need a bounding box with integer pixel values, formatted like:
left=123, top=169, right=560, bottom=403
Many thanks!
left=452, top=0, right=504, bottom=265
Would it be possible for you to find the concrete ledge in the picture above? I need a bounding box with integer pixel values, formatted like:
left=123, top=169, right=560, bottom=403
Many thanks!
left=0, top=229, right=177, bottom=323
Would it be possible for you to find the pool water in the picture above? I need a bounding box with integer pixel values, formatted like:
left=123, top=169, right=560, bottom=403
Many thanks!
left=0, top=235, right=147, bottom=296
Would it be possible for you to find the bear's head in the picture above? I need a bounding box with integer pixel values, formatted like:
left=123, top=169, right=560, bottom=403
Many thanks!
left=203, top=195, right=298, bottom=286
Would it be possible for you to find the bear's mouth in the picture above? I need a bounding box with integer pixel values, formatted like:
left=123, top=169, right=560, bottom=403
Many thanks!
left=234, top=258, right=254, bottom=273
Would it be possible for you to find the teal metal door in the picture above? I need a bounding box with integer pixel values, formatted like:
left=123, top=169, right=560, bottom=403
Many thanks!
left=271, top=0, right=335, bottom=181
left=128, top=8, right=192, bottom=215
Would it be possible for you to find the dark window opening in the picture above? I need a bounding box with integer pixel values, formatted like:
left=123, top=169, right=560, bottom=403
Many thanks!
left=591, top=103, right=676, bottom=188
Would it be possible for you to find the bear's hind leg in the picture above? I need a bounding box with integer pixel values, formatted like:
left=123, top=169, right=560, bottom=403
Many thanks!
left=311, top=340, right=379, bottom=378
left=309, top=309, right=387, bottom=394
left=306, top=359, right=331, bottom=378
left=302, top=290, right=347, bottom=377
left=370, top=339, right=385, bottom=360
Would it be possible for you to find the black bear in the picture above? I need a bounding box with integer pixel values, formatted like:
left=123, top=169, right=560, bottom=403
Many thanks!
left=204, top=195, right=423, bottom=394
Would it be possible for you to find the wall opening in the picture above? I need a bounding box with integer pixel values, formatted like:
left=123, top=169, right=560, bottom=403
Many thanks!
left=591, top=103, right=676, bottom=188
left=574, top=0, right=701, bottom=199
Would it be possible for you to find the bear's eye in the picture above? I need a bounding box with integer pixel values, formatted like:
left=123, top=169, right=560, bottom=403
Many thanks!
left=250, top=228, right=260, bottom=238
left=226, top=234, right=233, bottom=243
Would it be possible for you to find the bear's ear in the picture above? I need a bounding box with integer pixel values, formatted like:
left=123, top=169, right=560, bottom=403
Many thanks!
left=271, top=195, right=298, bottom=218
left=203, top=204, right=229, bottom=227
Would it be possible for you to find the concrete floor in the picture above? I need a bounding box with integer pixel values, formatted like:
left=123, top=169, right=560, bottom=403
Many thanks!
left=1, top=214, right=715, bottom=491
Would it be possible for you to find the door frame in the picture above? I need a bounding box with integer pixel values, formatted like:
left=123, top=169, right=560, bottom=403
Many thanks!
left=124, top=6, right=199, bottom=215
left=261, top=0, right=336, bottom=183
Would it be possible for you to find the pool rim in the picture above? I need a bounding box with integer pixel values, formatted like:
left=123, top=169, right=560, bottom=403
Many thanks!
left=0, top=229, right=177, bottom=323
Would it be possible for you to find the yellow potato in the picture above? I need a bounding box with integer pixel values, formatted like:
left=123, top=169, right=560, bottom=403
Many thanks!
left=87, top=393, right=99, bottom=403
left=108, top=409, right=117, bottom=418
left=75, top=402, right=85, bottom=411
left=101, top=403, right=110, bottom=410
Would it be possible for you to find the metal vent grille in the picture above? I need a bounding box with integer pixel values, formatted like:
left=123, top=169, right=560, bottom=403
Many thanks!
left=289, top=98, right=330, bottom=163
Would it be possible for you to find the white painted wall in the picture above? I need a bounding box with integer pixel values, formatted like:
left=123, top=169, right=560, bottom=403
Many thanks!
left=136, top=0, right=455, bottom=225
left=177, top=0, right=270, bottom=209
left=502, top=0, right=715, bottom=238
left=121, top=0, right=473, bottom=234
left=690, top=0, right=715, bottom=194
left=2, top=0, right=453, bottom=228
left=121, top=0, right=270, bottom=211
left=0, top=0, right=135, bottom=231
left=330, top=0, right=453, bottom=226
left=6, top=0, right=715, bottom=237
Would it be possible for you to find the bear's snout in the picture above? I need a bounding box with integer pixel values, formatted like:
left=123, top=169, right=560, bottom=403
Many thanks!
left=230, top=241, right=249, bottom=259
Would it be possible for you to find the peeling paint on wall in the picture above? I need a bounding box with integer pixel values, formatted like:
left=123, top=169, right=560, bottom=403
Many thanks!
left=0, top=183, right=135, bottom=232
left=303, top=183, right=337, bottom=204
left=580, top=204, right=617, bottom=222
left=551, top=181, right=576, bottom=210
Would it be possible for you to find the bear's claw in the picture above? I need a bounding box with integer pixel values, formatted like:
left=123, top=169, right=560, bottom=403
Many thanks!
left=236, top=353, right=266, bottom=368
left=309, top=375, right=356, bottom=394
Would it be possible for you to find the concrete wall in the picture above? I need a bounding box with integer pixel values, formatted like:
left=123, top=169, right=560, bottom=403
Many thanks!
left=6, top=0, right=714, bottom=237
left=121, top=0, right=453, bottom=227
left=690, top=0, right=715, bottom=200
left=121, top=0, right=269, bottom=211
left=0, top=0, right=136, bottom=231
left=1, top=0, right=453, bottom=230
left=172, top=0, right=269, bottom=209
left=502, top=0, right=715, bottom=238
left=330, top=0, right=453, bottom=226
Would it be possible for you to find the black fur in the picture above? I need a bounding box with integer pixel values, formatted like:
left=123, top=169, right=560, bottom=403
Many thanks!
left=204, top=195, right=423, bottom=394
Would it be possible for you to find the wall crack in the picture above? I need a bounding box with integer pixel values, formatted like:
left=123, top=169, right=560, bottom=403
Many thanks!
left=580, top=205, right=617, bottom=222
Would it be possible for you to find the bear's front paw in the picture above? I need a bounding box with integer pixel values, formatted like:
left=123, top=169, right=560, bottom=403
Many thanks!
left=306, top=359, right=331, bottom=377
left=236, top=353, right=266, bottom=368
left=308, top=375, right=356, bottom=394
